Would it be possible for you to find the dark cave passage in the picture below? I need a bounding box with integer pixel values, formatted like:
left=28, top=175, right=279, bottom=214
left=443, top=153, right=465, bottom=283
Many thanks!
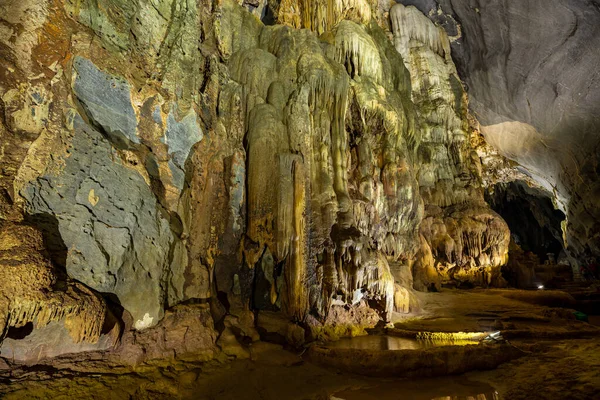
left=486, top=181, right=565, bottom=263
left=486, top=181, right=570, bottom=288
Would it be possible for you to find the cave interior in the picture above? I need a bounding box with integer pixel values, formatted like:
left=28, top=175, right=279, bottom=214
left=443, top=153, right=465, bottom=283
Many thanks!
left=0, top=0, right=599, bottom=399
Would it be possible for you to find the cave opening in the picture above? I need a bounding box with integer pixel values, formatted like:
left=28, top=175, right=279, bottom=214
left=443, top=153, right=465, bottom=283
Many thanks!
left=486, top=181, right=565, bottom=262
left=486, top=181, right=569, bottom=287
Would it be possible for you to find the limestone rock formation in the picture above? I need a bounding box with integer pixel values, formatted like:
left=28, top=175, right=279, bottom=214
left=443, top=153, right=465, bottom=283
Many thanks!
left=398, top=0, right=600, bottom=268
left=0, top=0, right=522, bottom=359
left=21, top=110, right=174, bottom=330
left=0, top=222, right=117, bottom=362
left=391, top=4, right=509, bottom=289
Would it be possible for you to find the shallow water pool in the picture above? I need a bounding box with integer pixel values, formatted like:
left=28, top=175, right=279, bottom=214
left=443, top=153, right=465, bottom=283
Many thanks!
left=332, top=375, right=500, bottom=400
left=324, top=335, right=480, bottom=350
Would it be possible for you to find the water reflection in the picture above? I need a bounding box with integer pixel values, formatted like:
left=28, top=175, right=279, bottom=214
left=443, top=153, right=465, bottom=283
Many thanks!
left=332, top=376, right=499, bottom=400
left=431, top=394, right=499, bottom=400
left=325, top=335, right=480, bottom=350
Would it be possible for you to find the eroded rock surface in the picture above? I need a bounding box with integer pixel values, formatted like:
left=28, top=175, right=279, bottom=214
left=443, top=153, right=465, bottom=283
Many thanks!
left=22, top=112, right=174, bottom=329
left=0, top=223, right=113, bottom=362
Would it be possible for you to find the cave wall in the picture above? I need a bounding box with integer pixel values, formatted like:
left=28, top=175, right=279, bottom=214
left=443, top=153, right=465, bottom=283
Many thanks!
left=0, top=0, right=510, bottom=356
left=398, top=0, right=600, bottom=264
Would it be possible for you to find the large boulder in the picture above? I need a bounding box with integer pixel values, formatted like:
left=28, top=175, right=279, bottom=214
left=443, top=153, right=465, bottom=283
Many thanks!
left=21, top=112, right=174, bottom=330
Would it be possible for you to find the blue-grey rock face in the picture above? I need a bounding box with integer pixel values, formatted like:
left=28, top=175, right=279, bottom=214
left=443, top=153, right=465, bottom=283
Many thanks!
left=72, top=56, right=140, bottom=145
left=162, top=109, right=203, bottom=189
left=22, top=111, right=173, bottom=329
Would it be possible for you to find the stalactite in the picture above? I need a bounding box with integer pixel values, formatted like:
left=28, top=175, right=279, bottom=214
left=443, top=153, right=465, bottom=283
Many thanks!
left=283, top=159, right=309, bottom=320
left=302, top=55, right=352, bottom=223
left=390, top=2, right=509, bottom=288
left=390, top=4, right=448, bottom=60
left=330, top=20, right=383, bottom=83
left=245, top=104, right=286, bottom=250
left=278, top=0, right=374, bottom=35
left=4, top=287, right=105, bottom=344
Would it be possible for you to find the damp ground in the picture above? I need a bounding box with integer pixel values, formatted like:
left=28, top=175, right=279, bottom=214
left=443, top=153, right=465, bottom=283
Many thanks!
left=2, top=289, right=599, bottom=399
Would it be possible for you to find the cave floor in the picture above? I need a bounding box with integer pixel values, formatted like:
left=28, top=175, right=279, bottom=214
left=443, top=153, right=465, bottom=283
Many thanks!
left=1, top=289, right=599, bottom=400
left=1, top=338, right=599, bottom=400
left=390, top=288, right=598, bottom=338
left=0, top=351, right=500, bottom=400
